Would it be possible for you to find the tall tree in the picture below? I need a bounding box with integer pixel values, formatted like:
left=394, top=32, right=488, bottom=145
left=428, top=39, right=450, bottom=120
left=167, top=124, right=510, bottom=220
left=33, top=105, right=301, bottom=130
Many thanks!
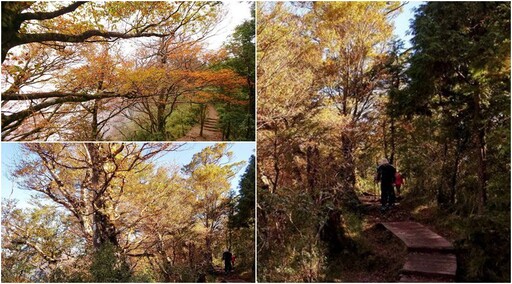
left=223, top=4, right=255, bottom=140
left=10, top=143, right=181, bottom=251
left=230, top=155, right=255, bottom=228
left=182, top=144, right=244, bottom=270
left=312, top=1, right=401, bottom=196
left=2, top=200, right=84, bottom=282
left=404, top=2, right=510, bottom=212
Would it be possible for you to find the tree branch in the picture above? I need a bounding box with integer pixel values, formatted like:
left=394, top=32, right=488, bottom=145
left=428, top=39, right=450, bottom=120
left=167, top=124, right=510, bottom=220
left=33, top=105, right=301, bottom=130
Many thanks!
left=2, top=91, right=138, bottom=131
left=19, top=2, right=88, bottom=22
left=20, top=30, right=170, bottom=46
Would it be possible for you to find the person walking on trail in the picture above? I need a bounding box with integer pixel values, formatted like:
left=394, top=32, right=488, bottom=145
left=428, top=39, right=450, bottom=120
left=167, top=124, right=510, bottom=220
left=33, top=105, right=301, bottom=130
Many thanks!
left=222, top=249, right=233, bottom=273
left=394, top=171, right=404, bottom=198
left=376, top=158, right=396, bottom=211
left=231, top=254, right=236, bottom=270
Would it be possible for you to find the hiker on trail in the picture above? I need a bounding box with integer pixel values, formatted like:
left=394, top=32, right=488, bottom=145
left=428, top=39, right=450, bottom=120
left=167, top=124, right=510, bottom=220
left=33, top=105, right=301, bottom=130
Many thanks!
left=222, top=249, right=233, bottom=273
left=394, top=171, right=404, bottom=197
left=376, top=158, right=396, bottom=211
left=231, top=254, right=236, bottom=270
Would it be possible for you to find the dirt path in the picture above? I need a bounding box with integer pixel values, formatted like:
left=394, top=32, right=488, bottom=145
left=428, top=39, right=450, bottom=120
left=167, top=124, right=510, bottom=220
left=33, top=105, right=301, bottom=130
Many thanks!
left=326, top=197, right=411, bottom=282
left=177, top=104, right=223, bottom=141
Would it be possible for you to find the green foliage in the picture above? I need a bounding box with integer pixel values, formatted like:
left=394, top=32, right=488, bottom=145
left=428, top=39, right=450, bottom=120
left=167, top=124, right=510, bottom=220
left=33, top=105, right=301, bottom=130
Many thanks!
left=216, top=103, right=253, bottom=141
left=165, top=103, right=201, bottom=139
left=214, top=3, right=255, bottom=141
left=458, top=215, right=510, bottom=282
left=386, top=1, right=510, bottom=211
left=230, top=227, right=255, bottom=274
left=420, top=209, right=511, bottom=282
left=124, top=103, right=200, bottom=141
left=90, top=242, right=131, bottom=282
left=230, top=155, right=255, bottom=228
left=258, top=188, right=328, bottom=282
left=385, top=3, right=511, bottom=281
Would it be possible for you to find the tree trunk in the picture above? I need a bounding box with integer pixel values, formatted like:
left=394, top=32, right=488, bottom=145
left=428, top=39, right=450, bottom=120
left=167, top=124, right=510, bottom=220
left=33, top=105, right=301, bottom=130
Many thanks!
left=246, top=71, right=255, bottom=140
left=156, top=233, right=172, bottom=282
left=204, top=233, right=213, bottom=271
left=226, top=121, right=231, bottom=141
left=271, top=129, right=280, bottom=193
left=1, top=3, right=29, bottom=63
left=390, top=116, right=396, bottom=165
left=91, top=100, right=99, bottom=140
left=86, top=143, right=118, bottom=250
left=306, top=144, right=319, bottom=191
left=199, top=104, right=206, bottom=137
left=437, top=140, right=450, bottom=206
left=382, top=118, right=389, bottom=160
left=473, top=93, right=488, bottom=214
left=340, top=133, right=356, bottom=189
left=449, top=140, right=464, bottom=205
left=156, top=93, right=167, bottom=136
left=476, top=125, right=488, bottom=213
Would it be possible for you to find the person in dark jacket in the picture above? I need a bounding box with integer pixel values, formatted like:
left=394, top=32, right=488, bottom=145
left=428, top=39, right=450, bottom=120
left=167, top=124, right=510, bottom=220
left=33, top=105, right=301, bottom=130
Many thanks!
left=222, top=249, right=232, bottom=273
left=376, top=158, right=396, bottom=211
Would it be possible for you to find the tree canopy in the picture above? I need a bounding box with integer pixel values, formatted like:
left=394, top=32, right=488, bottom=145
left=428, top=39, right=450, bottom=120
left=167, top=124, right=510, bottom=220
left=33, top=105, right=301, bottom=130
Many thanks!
left=257, top=2, right=510, bottom=282
left=1, top=1, right=254, bottom=141
left=2, top=143, right=255, bottom=282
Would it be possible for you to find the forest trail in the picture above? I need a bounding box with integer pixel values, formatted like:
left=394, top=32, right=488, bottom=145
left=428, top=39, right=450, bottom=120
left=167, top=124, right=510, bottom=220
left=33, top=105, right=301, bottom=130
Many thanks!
left=177, top=104, right=223, bottom=141
left=211, top=266, right=252, bottom=283
left=358, top=195, right=457, bottom=282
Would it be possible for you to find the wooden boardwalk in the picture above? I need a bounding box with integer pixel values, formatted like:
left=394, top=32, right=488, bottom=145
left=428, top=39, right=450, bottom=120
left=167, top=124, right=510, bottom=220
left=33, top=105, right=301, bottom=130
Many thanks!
left=380, top=221, right=457, bottom=282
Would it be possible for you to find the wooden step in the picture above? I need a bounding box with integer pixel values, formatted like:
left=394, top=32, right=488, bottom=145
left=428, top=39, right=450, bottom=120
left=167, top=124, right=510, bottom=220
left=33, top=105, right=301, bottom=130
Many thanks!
left=401, top=252, right=456, bottom=279
left=381, top=221, right=457, bottom=282
left=380, top=222, right=454, bottom=253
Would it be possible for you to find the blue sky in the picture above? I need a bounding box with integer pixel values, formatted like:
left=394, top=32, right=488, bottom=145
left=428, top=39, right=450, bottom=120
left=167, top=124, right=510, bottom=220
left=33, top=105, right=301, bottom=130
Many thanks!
left=393, top=1, right=423, bottom=47
left=1, top=142, right=255, bottom=208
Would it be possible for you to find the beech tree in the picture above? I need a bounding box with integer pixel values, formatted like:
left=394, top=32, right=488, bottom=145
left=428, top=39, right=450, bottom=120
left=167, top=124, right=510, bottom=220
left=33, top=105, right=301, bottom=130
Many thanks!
left=1, top=2, right=221, bottom=62
left=119, top=42, right=245, bottom=140
left=182, top=144, right=245, bottom=270
left=10, top=143, right=181, bottom=250
left=3, top=142, right=254, bottom=282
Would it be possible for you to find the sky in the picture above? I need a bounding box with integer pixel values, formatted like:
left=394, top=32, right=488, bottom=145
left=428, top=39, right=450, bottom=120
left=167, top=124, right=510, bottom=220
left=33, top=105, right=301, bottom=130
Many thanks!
left=393, top=1, right=423, bottom=48
left=1, top=142, right=255, bottom=208
left=208, top=1, right=252, bottom=50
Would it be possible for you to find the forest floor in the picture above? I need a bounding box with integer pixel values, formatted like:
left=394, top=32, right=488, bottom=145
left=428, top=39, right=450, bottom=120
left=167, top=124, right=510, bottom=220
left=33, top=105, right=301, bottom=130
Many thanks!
left=325, top=194, right=458, bottom=282
left=177, top=104, right=223, bottom=141
left=209, top=265, right=254, bottom=283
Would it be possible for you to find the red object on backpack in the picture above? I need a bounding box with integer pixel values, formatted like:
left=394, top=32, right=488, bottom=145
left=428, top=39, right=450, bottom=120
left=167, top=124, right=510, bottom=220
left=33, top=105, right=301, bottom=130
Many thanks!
left=395, top=172, right=403, bottom=186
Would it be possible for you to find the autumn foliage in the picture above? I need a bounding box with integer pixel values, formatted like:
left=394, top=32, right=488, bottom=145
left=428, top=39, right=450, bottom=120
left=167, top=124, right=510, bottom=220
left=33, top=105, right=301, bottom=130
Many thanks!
left=2, top=143, right=255, bottom=282
left=1, top=1, right=253, bottom=141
